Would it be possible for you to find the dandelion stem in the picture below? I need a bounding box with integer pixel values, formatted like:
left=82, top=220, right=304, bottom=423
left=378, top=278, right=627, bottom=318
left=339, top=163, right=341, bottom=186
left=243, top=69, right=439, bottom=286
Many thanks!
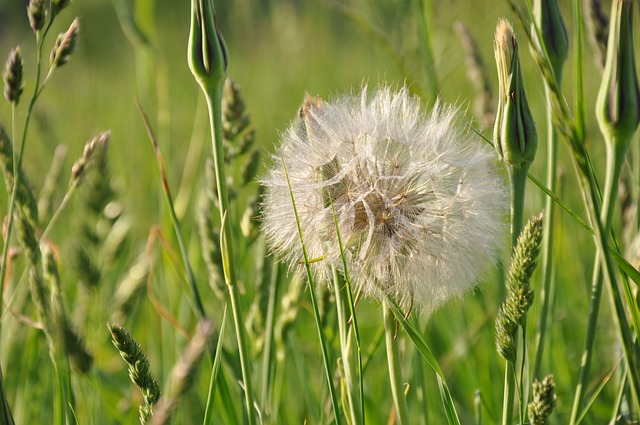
left=203, top=91, right=255, bottom=425
left=383, top=301, right=410, bottom=425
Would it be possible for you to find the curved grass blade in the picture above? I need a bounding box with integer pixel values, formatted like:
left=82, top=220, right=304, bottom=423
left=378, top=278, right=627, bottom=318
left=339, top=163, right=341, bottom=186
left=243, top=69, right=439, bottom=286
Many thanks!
left=282, top=158, right=344, bottom=425
left=203, top=305, right=227, bottom=425
left=386, top=299, right=461, bottom=425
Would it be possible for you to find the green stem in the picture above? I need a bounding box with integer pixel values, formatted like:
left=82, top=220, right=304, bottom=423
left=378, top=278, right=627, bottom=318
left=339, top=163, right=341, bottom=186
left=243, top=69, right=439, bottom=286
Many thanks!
left=283, top=158, right=343, bottom=425
left=508, top=166, right=529, bottom=250
left=570, top=141, right=632, bottom=424
left=502, top=357, right=516, bottom=425
left=532, top=86, right=559, bottom=379
left=419, top=0, right=439, bottom=100
left=573, top=152, right=640, bottom=410
left=383, top=301, right=410, bottom=425
left=204, top=91, right=255, bottom=425
left=260, top=261, right=281, bottom=414
left=503, top=165, right=528, bottom=425
left=332, top=269, right=358, bottom=425
left=0, top=368, right=14, bottom=425
left=0, top=26, right=54, bottom=424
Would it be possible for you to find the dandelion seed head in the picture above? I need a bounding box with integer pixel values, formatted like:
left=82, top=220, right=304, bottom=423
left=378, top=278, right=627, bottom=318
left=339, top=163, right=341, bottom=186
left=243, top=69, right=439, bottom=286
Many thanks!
left=262, top=86, right=508, bottom=312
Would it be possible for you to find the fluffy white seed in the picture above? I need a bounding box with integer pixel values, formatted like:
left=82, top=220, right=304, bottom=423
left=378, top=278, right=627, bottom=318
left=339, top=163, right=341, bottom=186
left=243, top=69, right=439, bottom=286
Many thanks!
left=262, top=86, right=508, bottom=312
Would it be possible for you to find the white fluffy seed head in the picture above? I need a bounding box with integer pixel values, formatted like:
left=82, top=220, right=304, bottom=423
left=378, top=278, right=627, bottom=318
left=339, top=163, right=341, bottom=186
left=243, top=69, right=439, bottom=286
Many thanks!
left=262, top=86, right=508, bottom=313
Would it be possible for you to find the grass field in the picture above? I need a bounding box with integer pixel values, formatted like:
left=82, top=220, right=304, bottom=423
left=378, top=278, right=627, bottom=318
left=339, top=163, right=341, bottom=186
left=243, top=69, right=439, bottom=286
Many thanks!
left=0, top=0, right=639, bottom=424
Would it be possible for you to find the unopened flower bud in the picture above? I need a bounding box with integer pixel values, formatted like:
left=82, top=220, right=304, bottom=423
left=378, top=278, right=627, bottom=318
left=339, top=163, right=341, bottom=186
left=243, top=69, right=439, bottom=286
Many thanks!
left=3, top=47, right=23, bottom=105
left=50, top=18, right=80, bottom=69
left=188, top=0, right=228, bottom=95
left=27, top=0, right=46, bottom=33
left=493, top=20, right=537, bottom=171
left=533, top=0, right=569, bottom=81
left=596, top=0, right=640, bottom=144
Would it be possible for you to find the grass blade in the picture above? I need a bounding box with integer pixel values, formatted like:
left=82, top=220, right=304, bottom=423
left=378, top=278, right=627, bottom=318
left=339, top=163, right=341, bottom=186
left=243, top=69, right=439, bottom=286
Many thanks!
left=386, top=299, right=461, bottom=425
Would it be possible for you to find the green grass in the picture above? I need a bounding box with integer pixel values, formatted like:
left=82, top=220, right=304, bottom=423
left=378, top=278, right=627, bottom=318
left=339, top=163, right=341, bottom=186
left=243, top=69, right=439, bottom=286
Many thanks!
left=0, top=0, right=638, bottom=424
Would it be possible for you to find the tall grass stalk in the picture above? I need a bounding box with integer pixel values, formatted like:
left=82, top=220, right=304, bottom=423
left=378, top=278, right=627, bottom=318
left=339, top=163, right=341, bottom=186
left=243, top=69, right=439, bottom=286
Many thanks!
left=531, top=0, right=569, bottom=379
left=327, top=191, right=364, bottom=424
left=281, top=158, right=343, bottom=425
left=259, top=262, right=282, bottom=417
left=570, top=0, right=640, bottom=420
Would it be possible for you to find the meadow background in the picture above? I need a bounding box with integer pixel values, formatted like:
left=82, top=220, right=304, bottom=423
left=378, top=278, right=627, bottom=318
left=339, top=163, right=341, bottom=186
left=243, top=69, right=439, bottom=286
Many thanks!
left=0, top=0, right=635, bottom=423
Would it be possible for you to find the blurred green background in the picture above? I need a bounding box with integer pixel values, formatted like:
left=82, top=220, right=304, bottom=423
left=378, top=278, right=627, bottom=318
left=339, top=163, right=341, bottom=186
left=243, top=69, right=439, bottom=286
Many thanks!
left=0, top=0, right=636, bottom=423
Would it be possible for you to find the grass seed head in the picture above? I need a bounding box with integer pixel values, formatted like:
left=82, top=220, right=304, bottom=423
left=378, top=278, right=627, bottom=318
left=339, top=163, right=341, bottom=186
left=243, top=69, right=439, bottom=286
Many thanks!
left=50, top=18, right=80, bottom=69
left=262, top=86, right=508, bottom=312
left=495, top=212, right=543, bottom=358
left=528, top=374, right=557, bottom=425
left=3, top=47, right=23, bottom=105
left=71, top=131, right=111, bottom=186
left=108, top=322, right=161, bottom=422
left=27, top=0, right=46, bottom=33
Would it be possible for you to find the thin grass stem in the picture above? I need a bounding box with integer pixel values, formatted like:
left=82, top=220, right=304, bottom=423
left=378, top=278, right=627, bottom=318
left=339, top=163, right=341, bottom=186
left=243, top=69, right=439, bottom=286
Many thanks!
left=332, top=268, right=358, bottom=424
left=383, top=301, right=410, bottom=425
left=327, top=191, right=364, bottom=424
left=532, top=86, right=559, bottom=379
left=260, top=262, right=282, bottom=415
left=281, top=158, right=343, bottom=425
left=203, top=305, right=227, bottom=425
left=571, top=142, right=636, bottom=424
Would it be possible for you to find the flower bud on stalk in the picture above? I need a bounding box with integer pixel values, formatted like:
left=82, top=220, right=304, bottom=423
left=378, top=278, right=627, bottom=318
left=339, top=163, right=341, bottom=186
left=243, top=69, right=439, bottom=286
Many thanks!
left=494, top=20, right=537, bottom=249
left=533, top=0, right=569, bottom=82
left=3, top=48, right=23, bottom=105
left=494, top=20, right=537, bottom=172
left=596, top=0, right=640, bottom=146
left=188, top=0, right=228, bottom=96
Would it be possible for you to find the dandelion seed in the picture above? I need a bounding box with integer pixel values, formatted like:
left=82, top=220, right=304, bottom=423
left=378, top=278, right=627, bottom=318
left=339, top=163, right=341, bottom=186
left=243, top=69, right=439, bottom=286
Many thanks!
left=262, top=86, right=508, bottom=311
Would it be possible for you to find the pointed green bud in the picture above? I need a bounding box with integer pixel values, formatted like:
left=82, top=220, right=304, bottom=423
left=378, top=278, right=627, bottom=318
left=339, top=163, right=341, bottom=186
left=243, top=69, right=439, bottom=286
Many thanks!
left=596, top=0, right=640, bottom=144
left=493, top=20, right=537, bottom=171
left=188, top=0, right=228, bottom=95
left=3, top=47, right=23, bottom=105
left=533, top=0, right=569, bottom=82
